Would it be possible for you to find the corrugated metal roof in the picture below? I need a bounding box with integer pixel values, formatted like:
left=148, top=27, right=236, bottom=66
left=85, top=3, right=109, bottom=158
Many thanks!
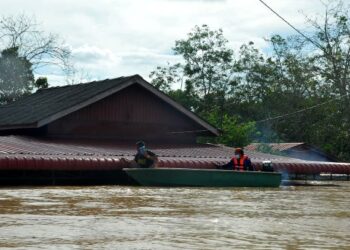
left=246, top=143, right=306, bottom=152
left=0, top=136, right=301, bottom=161
left=0, top=136, right=349, bottom=174
left=1, top=154, right=349, bottom=174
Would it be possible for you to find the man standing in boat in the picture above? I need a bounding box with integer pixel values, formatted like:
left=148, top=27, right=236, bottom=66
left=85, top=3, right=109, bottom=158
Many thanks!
left=133, top=141, right=158, bottom=168
left=217, top=148, right=254, bottom=171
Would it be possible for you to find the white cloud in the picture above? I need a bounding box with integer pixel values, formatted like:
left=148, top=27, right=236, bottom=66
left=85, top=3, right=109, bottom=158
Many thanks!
left=0, top=0, right=327, bottom=86
left=73, top=45, right=119, bottom=63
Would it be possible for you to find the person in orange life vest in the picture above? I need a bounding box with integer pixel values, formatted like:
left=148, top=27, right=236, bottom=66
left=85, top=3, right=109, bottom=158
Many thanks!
left=217, top=148, right=254, bottom=171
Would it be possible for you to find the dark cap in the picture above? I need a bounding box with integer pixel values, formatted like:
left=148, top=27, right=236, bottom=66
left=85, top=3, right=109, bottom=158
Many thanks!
left=234, top=148, right=244, bottom=155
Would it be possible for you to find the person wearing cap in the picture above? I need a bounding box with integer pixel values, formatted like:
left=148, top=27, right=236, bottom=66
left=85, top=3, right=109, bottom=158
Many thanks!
left=134, top=141, right=158, bottom=168
left=217, top=148, right=254, bottom=171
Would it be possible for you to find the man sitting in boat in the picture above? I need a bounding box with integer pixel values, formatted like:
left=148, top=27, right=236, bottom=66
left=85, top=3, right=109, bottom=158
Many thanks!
left=133, top=141, right=158, bottom=168
left=217, top=148, right=254, bottom=171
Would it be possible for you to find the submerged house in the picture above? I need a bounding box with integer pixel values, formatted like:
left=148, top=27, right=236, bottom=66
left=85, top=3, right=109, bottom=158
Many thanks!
left=0, top=75, right=349, bottom=184
left=246, top=143, right=337, bottom=162
left=0, top=75, right=219, bottom=141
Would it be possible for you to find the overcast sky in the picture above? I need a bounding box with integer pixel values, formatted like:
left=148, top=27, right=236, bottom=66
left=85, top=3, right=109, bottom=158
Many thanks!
left=0, top=0, right=330, bottom=86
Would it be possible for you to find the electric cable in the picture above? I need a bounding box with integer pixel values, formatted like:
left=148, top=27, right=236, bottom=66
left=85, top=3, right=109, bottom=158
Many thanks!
left=258, top=0, right=322, bottom=49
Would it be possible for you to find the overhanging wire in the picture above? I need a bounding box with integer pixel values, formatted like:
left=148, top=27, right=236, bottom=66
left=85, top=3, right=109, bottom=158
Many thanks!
left=255, top=93, right=349, bottom=123
left=258, top=0, right=323, bottom=50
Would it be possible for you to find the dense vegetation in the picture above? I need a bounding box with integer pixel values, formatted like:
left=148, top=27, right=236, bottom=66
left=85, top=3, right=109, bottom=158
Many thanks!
left=149, top=1, right=350, bottom=161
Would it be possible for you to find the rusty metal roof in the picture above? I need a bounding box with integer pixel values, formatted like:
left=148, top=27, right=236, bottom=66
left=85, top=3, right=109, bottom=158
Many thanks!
left=0, top=136, right=302, bottom=162
left=1, top=136, right=350, bottom=175
left=246, top=143, right=306, bottom=152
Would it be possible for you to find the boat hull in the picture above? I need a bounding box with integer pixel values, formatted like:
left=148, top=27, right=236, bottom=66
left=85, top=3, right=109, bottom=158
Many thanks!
left=123, top=168, right=282, bottom=187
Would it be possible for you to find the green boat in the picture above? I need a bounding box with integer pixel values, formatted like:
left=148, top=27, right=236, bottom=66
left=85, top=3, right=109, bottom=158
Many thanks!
left=123, top=168, right=282, bottom=187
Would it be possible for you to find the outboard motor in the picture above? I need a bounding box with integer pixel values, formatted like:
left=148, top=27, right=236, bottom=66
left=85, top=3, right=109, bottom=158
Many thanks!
left=262, top=160, right=274, bottom=172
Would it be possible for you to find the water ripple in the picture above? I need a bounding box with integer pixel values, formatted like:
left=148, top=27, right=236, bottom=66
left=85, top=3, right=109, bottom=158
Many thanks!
left=0, top=183, right=350, bottom=249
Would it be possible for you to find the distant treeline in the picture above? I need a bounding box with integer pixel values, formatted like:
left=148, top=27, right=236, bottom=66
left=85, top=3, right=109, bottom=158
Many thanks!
left=149, top=1, right=350, bottom=161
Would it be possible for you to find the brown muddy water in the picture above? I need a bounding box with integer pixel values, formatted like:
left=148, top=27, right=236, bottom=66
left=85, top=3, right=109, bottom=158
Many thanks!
left=0, top=183, right=350, bottom=250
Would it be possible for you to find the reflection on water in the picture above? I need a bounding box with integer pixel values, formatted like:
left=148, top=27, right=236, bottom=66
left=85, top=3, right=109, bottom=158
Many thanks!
left=0, top=183, right=350, bottom=249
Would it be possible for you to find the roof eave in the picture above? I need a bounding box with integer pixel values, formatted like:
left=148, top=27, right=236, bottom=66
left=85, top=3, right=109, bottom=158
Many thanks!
left=0, top=123, right=38, bottom=131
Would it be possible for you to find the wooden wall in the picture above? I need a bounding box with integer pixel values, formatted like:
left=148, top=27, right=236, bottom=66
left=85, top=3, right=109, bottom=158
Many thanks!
left=46, top=84, right=204, bottom=143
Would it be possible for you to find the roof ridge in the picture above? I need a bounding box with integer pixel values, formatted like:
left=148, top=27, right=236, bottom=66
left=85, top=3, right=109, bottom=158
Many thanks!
left=36, top=75, right=131, bottom=92
left=270, top=142, right=304, bottom=144
left=250, top=142, right=304, bottom=144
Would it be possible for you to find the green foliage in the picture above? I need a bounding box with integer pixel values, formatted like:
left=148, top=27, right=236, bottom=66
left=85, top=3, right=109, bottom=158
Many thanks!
left=150, top=1, right=350, bottom=162
left=150, top=24, right=235, bottom=115
left=173, top=24, right=234, bottom=97
left=0, top=47, right=49, bottom=104
left=230, top=1, right=350, bottom=161
left=202, top=112, right=257, bottom=147
left=0, top=47, right=34, bottom=104
left=167, top=88, right=200, bottom=112
left=254, top=144, right=287, bottom=156
left=149, top=63, right=182, bottom=93
left=34, top=77, right=48, bottom=89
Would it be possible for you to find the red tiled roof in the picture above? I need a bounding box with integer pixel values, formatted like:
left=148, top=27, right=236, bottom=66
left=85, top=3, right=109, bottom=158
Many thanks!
left=0, top=136, right=349, bottom=174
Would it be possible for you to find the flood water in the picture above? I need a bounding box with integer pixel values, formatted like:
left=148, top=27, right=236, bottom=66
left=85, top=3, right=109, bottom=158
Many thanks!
left=0, top=183, right=349, bottom=250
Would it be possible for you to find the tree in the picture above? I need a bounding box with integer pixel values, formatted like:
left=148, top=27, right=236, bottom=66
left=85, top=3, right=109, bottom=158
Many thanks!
left=150, top=25, right=256, bottom=147
left=230, top=1, right=350, bottom=161
left=173, top=24, right=234, bottom=97
left=34, top=77, right=48, bottom=89
left=266, top=1, right=350, bottom=160
left=149, top=63, right=183, bottom=93
left=203, top=112, right=257, bottom=147
left=149, top=2, right=350, bottom=160
left=167, top=81, right=201, bottom=112
left=150, top=25, right=236, bottom=116
left=0, top=47, right=34, bottom=104
left=301, top=1, right=350, bottom=105
left=0, top=14, right=71, bottom=103
left=0, top=14, right=70, bottom=71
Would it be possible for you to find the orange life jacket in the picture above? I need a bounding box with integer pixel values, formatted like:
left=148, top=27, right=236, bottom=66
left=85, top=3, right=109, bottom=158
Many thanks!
left=231, top=155, right=248, bottom=171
